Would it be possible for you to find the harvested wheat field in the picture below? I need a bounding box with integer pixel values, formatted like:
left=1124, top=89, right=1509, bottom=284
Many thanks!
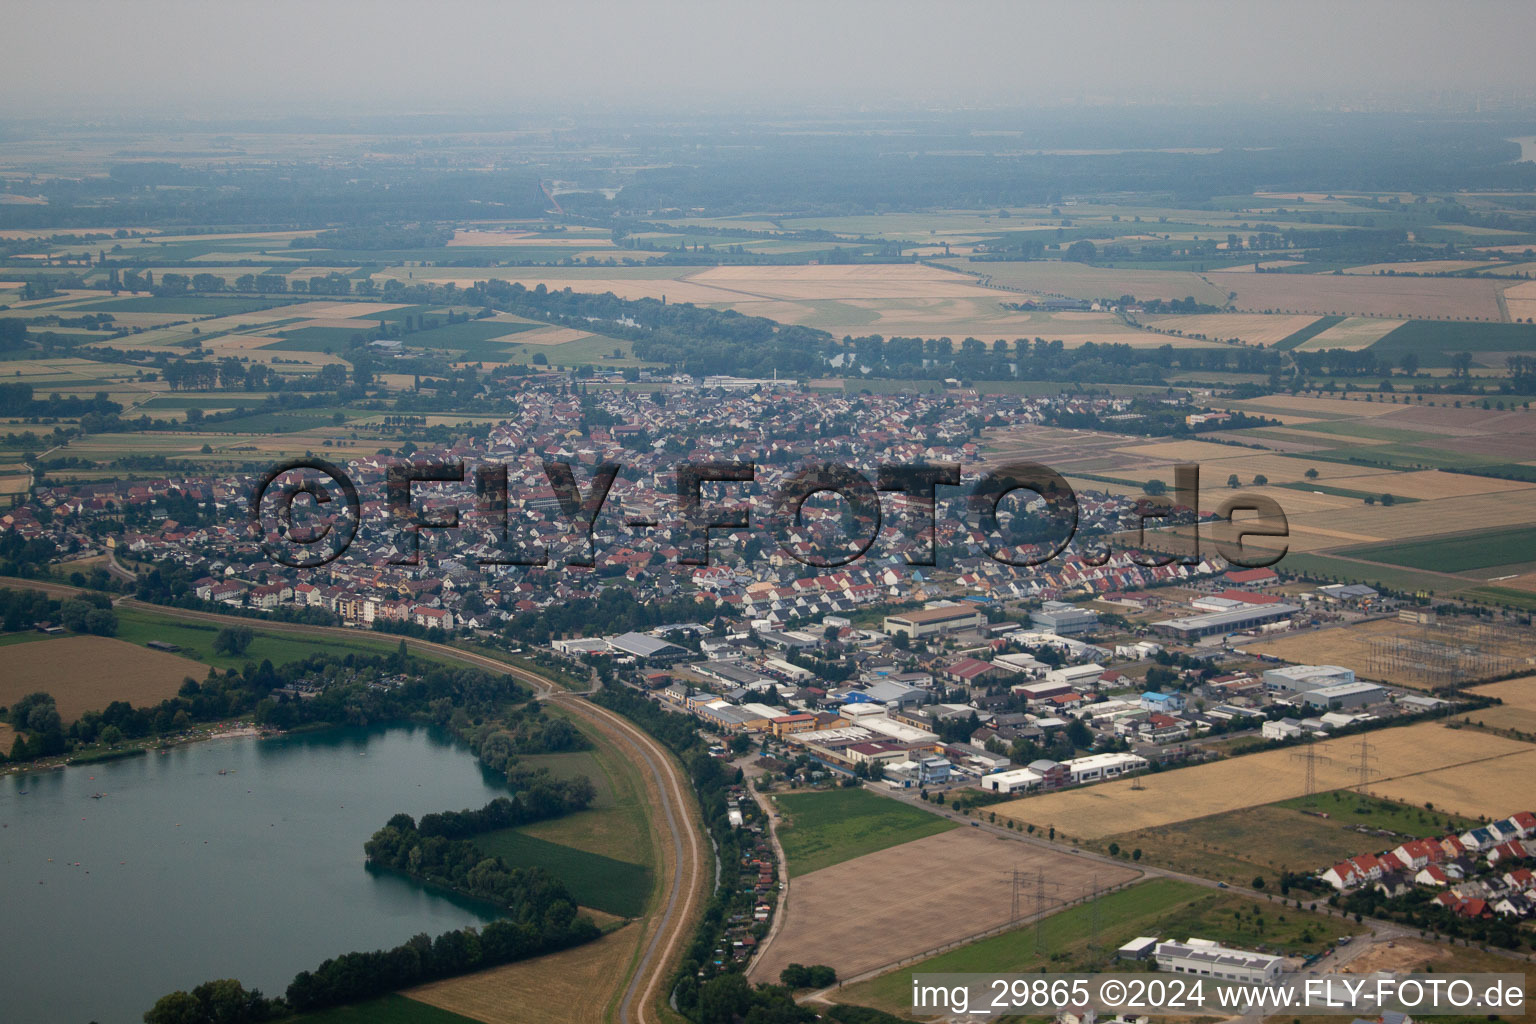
left=1466, top=676, right=1536, bottom=732
left=407, top=925, right=639, bottom=1024
left=1142, top=313, right=1321, bottom=345
left=1293, top=316, right=1410, bottom=352
left=994, top=721, right=1535, bottom=840
left=1322, top=470, right=1535, bottom=500
left=1368, top=746, right=1536, bottom=820
left=1505, top=279, right=1536, bottom=321
left=1469, top=675, right=1536, bottom=709
left=747, top=827, right=1139, bottom=985
left=1228, top=273, right=1506, bottom=320
left=0, top=635, right=204, bottom=721
left=1247, top=488, right=1536, bottom=555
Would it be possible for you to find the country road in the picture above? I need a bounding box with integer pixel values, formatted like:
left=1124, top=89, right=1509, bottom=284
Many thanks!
left=0, top=576, right=707, bottom=1024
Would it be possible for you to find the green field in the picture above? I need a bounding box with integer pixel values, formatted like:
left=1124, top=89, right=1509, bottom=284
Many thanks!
left=259, top=326, right=372, bottom=352
left=1340, top=524, right=1536, bottom=572
left=772, top=788, right=956, bottom=877
left=473, top=827, right=651, bottom=917
left=837, top=878, right=1358, bottom=1016
left=284, top=994, right=479, bottom=1024
left=1274, top=551, right=1474, bottom=595
left=112, top=605, right=435, bottom=670
left=1273, top=315, right=1343, bottom=350
left=1100, top=792, right=1475, bottom=885
left=1370, top=319, right=1536, bottom=362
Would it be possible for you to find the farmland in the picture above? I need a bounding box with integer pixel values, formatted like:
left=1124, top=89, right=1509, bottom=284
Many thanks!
left=405, top=927, right=641, bottom=1024
left=473, top=829, right=650, bottom=917
left=1100, top=792, right=1478, bottom=885
left=0, top=634, right=205, bottom=721
left=769, top=787, right=957, bottom=876
left=833, top=878, right=1360, bottom=1017
left=749, top=826, right=1141, bottom=985
left=993, top=721, right=1536, bottom=839
left=1340, top=524, right=1536, bottom=572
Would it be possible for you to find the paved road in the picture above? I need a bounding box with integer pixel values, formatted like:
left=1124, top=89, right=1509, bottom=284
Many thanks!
left=0, top=578, right=708, bottom=1024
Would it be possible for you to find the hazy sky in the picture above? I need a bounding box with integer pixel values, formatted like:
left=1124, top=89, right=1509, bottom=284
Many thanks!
left=9, top=0, right=1536, bottom=116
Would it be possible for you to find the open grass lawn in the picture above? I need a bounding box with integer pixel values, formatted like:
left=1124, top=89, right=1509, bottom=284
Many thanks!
left=1100, top=792, right=1477, bottom=885
left=473, top=828, right=650, bottom=918
left=112, top=606, right=432, bottom=671
left=772, top=788, right=956, bottom=877
left=284, top=993, right=480, bottom=1024
left=1340, top=524, right=1536, bottom=572
left=837, top=878, right=1362, bottom=1016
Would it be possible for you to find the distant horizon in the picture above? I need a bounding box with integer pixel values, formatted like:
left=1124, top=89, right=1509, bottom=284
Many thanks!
left=6, top=0, right=1536, bottom=118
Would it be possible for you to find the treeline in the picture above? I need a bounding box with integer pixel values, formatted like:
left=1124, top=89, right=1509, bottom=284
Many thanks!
left=146, top=883, right=598, bottom=1022
left=0, top=643, right=526, bottom=765
left=414, top=778, right=595, bottom=840
left=0, top=381, right=123, bottom=419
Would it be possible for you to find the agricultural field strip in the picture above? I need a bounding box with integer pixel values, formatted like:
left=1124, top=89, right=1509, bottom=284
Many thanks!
left=994, top=721, right=1536, bottom=839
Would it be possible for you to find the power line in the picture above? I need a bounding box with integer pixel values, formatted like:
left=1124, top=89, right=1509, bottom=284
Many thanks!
left=1290, top=740, right=1333, bottom=798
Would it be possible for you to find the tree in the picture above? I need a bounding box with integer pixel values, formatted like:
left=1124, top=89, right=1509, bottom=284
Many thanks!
left=1304, top=468, right=1319, bottom=480
left=1400, top=352, right=1420, bottom=376
left=698, top=973, right=753, bottom=1024
left=143, top=991, right=203, bottom=1024
left=213, top=626, right=254, bottom=656
left=1143, top=479, right=1168, bottom=496
left=1252, top=876, right=1266, bottom=890
left=1227, top=473, right=1241, bottom=489
left=1253, top=474, right=1268, bottom=486
left=1452, top=351, right=1473, bottom=377
left=1132, top=848, right=1142, bottom=862
left=1381, top=493, right=1396, bottom=506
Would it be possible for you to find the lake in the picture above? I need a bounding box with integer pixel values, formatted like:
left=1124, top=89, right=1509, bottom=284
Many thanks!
left=0, top=726, right=513, bottom=1024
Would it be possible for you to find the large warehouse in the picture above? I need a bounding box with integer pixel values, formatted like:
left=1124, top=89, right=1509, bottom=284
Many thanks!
left=1151, top=603, right=1299, bottom=640
left=883, top=604, right=985, bottom=640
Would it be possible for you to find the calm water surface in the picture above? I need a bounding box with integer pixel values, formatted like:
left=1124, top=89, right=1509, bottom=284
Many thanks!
left=0, top=726, right=511, bottom=1024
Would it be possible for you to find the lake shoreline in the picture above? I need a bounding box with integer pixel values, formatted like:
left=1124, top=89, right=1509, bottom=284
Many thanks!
left=2, top=719, right=282, bottom=779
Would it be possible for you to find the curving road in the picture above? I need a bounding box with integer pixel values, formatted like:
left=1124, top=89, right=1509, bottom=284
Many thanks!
left=0, top=578, right=708, bottom=1024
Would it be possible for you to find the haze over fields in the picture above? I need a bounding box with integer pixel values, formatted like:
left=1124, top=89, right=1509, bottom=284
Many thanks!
left=5, top=0, right=1536, bottom=113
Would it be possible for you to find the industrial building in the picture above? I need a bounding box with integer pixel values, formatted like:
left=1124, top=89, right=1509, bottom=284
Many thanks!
left=1154, top=939, right=1284, bottom=984
left=1151, top=603, right=1299, bottom=640
left=1262, top=664, right=1355, bottom=693
left=1030, top=601, right=1100, bottom=636
left=883, top=604, right=986, bottom=639
left=1301, top=681, right=1386, bottom=710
